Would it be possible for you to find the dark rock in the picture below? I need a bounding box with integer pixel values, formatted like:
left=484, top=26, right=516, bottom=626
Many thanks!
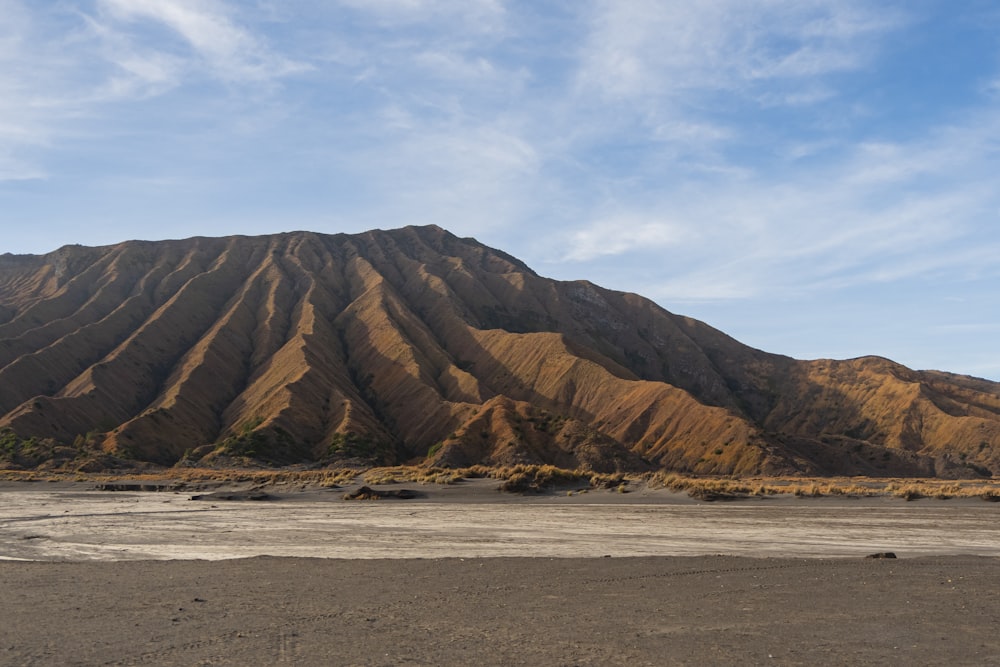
left=343, top=485, right=421, bottom=500
left=96, top=483, right=170, bottom=492
left=865, top=552, right=897, bottom=559
left=688, top=488, right=743, bottom=502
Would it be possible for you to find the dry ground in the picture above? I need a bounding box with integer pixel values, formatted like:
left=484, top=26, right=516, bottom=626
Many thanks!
left=2, top=555, right=999, bottom=666
left=3, top=465, right=1000, bottom=501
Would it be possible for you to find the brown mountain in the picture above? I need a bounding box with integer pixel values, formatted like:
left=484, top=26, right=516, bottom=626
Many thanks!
left=1, top=225, right=998, bottom=476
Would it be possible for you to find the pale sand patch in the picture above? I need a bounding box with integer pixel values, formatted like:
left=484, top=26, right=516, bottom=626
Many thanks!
left=1, top=481, right=998, bottom=561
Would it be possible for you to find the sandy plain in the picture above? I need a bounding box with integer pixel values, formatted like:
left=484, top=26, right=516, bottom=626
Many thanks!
left=1, top=479, right=999, bottom=665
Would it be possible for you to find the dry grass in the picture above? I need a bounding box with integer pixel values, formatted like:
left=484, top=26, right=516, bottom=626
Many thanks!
left=646, top=473, right=766, bottom=497
left=362, top=466, right=465, bottom=486
left=488, top=465, right=592, bottom=493
left=82, top=463, right=605, bottom=493
left=644, top=472, right=1000, bottom=501
left=2, top=466, right=999, bottom=500
left=0, top=467, right=363, bottom=489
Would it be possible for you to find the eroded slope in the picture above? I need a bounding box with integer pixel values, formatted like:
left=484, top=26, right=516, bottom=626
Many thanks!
left=0, top=226, right=997, bottom=476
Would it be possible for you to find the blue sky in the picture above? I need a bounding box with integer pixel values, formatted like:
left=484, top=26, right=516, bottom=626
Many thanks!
left=2, top=1, right=999, bottom=380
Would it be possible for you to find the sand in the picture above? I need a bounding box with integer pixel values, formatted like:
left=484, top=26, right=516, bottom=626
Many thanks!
left=2, top=479, right=999, bottom=561
left=2, top=555, right=999, bottom=666
left=2, top=481, right=999, bottom=665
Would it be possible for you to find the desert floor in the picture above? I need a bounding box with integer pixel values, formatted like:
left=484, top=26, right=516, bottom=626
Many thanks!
left=1, top=480, right=998, bottom=665
left=3, top=555, right=1000, bottom=666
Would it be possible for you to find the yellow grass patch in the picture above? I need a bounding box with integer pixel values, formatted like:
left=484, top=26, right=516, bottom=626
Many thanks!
left=2, top=466, right=999, bottom=500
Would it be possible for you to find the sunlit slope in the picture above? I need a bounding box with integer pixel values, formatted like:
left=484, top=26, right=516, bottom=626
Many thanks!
left=1, top=225, right=997, bottom=476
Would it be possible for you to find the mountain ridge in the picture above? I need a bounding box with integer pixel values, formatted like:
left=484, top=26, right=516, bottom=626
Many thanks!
left=1, top=225, right=998, bottom=477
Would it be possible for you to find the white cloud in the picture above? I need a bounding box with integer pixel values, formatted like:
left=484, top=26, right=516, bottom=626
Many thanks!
left=0, top=0, right=311, bottom=181
left=564, top=217, right=693, bottom=261
left=77, top=13, right=183, bottom=99
left=335, top=0, right=506, bottom=33
left=317, top=0, right=523, bottom=101
left=0, top=0, right=57, bottom=180
left=0, top=153, right=45, bottom=181
left=757, top=85, right=836, bottom=108
left=545, top=0, right=914, bottom=195
left=577, top=0, right=902, bottom=100
left=563, top=108, right=1000, bottom=301
left=95, top=0, right=310, bottom=84
left=651, top=120, right=732, bottom=145
left=552, top=0, right=1000, bottom=307
left=415, top=50, right=497, bottom=81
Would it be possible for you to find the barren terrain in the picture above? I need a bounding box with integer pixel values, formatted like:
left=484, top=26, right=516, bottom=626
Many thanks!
left=2, top=482, right=998, bottom=665
left=2, top=481, right=999, bottom=561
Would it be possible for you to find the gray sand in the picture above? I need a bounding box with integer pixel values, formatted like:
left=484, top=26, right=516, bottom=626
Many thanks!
left=2, top=555, right=998, bottom=666
left=2, top=482, right=999, bottom=665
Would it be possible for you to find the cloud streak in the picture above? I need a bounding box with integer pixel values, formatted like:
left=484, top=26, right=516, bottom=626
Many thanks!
left=564, top=125, right=1000, bottom=301
left=0, top=0, right=310, bottom=183
left=93, top=0, right=310, bottom=86
left=577, top=0, right=902, bottom=99
left=549, top=0, right=1000, bottom=308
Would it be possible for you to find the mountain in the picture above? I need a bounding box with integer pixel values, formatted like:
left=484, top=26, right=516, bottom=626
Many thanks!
left=1, top=225, right=998, bottom=476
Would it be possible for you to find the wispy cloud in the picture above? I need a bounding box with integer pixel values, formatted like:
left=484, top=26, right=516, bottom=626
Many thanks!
left=0, top=0, right=309, bottom=182
left=549, top=0, right=1000, bottom=305
left=565, top=216, right=694, bottom=261
left=564, top=0, right=908, bottom=173
left=334, top=0, right=506, bottom=33
left=577, top=0, right=903, bottom=100
left=93, top=0, right=311, bottom=86
left=0, top=1, right=65, bottom=181
left=563, top=114, right=1000, bottom=301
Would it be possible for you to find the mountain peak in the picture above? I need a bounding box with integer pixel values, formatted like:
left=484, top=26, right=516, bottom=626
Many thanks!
left=0, top=226, right=997, bottom=476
